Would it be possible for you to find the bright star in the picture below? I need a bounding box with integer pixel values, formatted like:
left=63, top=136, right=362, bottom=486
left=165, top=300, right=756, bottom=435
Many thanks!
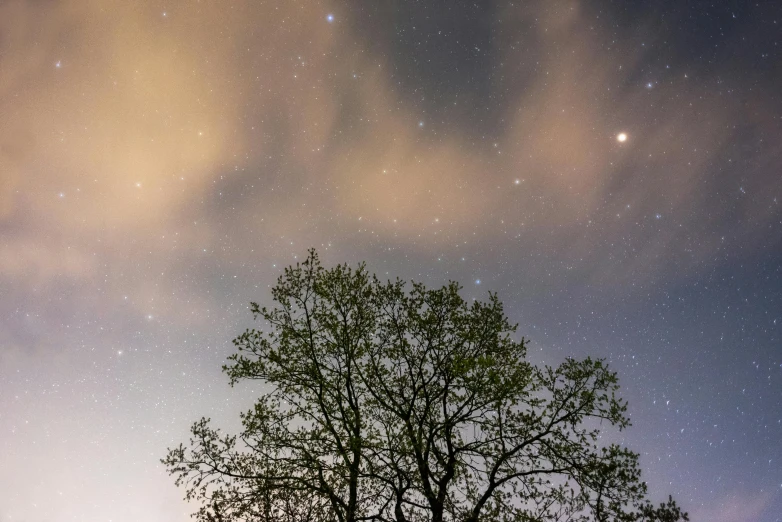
left=326, top=14, right=334, bottom=22
left=617, top=133, right=627, bottom=142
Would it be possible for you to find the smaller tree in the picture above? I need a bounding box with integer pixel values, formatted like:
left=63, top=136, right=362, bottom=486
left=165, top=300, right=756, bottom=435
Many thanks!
left=164, top=250, right=688, bottom=522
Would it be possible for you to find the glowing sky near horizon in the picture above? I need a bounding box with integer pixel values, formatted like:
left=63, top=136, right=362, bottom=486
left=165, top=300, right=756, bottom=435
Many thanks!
left=1, top=1, right=781, bottom=521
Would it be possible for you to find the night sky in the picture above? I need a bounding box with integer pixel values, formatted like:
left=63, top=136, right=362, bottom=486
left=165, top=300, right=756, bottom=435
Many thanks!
left=1, top=1, right=781, bottom=521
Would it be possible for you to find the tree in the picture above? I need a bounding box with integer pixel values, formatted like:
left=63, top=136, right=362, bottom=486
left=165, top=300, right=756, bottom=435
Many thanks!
left=163, top=250, right=688, bottom=522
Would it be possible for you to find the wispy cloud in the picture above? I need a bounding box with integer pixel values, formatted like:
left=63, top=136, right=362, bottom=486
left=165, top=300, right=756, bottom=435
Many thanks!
left=689, top=491, right=776, bottom=522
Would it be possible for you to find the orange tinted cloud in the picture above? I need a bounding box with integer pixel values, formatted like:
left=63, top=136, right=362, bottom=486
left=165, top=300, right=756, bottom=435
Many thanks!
left=0, top=0, right=776, bottom=288
left=0, top=0, right=243, bottom=231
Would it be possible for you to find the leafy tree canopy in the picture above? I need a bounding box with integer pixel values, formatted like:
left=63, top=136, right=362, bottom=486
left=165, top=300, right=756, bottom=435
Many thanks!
left=163, top=250, right=688, bottom=522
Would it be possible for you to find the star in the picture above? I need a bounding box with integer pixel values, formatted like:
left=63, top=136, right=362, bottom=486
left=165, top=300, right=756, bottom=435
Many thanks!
left=326, top=14, right=335, bottom=23
left=617, top=133, right=628, bottom=142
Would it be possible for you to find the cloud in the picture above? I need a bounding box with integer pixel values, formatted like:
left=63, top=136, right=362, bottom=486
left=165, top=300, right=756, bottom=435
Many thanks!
left=0, top=0, right=244, bottom=231
left=0, top=0, right=778, bottom=292
left=689, top=491, right=775, bottom=522
left=0, top=238, right=96, bottom=285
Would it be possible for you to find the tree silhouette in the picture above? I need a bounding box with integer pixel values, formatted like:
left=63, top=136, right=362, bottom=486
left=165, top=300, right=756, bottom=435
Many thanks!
left=163, top=250, right=687, bottom=522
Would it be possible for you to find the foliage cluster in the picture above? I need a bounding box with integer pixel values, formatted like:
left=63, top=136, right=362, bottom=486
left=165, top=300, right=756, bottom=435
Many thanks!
left=164, top=251, right=687, bottom=522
